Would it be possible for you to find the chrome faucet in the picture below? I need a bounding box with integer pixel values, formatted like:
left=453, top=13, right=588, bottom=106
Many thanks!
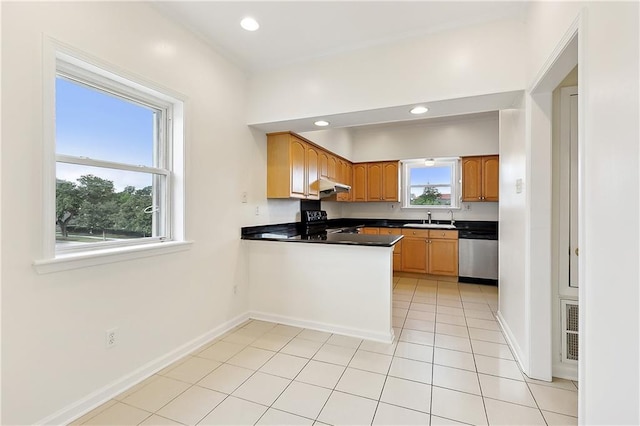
left=427, top=211, right=432, bottom=224
left=449, top=210, right=455, bottom=226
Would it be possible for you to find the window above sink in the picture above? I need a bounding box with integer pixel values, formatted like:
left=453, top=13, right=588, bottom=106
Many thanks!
left=401, top=158, right=460, bottom=209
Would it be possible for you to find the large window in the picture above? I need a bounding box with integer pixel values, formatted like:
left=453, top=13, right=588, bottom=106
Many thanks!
left=53, top=54, right=182, bottom=255
left=402, top=158, right=460, bottom=208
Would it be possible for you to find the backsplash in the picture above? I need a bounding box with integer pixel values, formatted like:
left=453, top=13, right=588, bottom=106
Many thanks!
left=327, top=200, right=498, bottom=222
left=249, top=199, right=497, bottom=226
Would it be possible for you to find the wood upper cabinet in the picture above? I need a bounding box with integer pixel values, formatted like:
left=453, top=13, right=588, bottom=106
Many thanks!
left=319, top=152, right=338, bottom=181
left=382, top=162, right=399, bottom=201
left=481, top=156, right=499, bottom=201
left=462, top=155, right=499, bottom=202
left=337, top=160, right=352, bottom=202
left=352, top=163, right=367, bottom=202
left=306, top=145, right=320, bottom=198
left=356, top=161, right=399, bottom=202
left=267, top=132, right=319, bottom=200
left=367, top=163, right=383, bottom=201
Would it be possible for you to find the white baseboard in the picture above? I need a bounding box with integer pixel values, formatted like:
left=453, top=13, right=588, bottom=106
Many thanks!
left=38, top=312, right=250, bottom=426
left=496, top=310, right=530, bottom=376
left=553, top=362, right=578, bottom=381
left=249, top=311, right=394, bottom=344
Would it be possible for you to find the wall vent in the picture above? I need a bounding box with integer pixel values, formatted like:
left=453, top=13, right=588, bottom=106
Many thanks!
left=561, top=299, right=579, bottom=363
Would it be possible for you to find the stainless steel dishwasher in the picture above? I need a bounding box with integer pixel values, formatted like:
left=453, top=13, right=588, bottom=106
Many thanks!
left=458, top=225, right=498, bottom=285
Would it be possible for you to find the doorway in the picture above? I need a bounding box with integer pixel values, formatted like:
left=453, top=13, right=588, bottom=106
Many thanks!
left=552, top=67, right=579, bottom=379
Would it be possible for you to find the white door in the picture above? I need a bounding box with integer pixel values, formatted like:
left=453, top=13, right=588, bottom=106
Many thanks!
left=559, top=86, right=579, bottom=294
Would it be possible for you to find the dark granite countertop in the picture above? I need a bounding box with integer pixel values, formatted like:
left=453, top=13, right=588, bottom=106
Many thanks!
left=241, top=218, right=497, bottom=245
left=242, top=231, right=402, bottom=247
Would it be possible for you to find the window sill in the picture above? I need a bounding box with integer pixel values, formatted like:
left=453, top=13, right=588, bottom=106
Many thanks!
left=33, top=240, right=193, bottom=274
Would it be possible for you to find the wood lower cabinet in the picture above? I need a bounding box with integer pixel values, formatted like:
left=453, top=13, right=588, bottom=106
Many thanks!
left=361, top=227, right=380, bottom=235
left=379, top=228, right=402, bottom=271
left=462, top=155, right=499, bottom=202
left=399, top=228, right=458, bottom=276
left=401, top=229, right=429, bottom=273
left=428, top=230, right=459, bottom=276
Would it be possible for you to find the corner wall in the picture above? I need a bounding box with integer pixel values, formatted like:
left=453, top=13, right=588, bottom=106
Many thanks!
left=497, top=104, right=527, bottom=369
left=525, top=2, right=640, bottom=423
left=1, top=3, right=255, bottom=423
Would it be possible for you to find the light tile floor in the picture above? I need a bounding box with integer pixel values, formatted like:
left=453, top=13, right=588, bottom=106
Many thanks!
left=71, top=277, right=578, bottom=425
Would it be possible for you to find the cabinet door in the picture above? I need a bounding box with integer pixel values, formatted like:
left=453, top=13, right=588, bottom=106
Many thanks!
left=290, top=138, right=307, bottom=198
left=462, top=157, right=482, bottom=201
left=382, top=162, right=399, bottom=201
left=306, top=145, right=320, bottom=199
left=328, top=155, right=338, bottom=181
left=367, top=163, right=383, bottom=201
left=337, top=160, right=350, bottom=201
left=401, top=237, right=427, bottom=273
left=362, top=227, right=380, bottom=235
left=352, top=164, right=367, bottom=201
left=319, top=151, right=329, bottom=179
left=428, top=239, right=459, bottom=276
left=482, top=156, right=499, bottom=201
left=393, top=253, right=402, bottom=271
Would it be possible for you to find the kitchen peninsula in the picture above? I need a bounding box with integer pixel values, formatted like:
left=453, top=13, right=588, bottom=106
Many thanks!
left=242, top=218, right=402, bottom=343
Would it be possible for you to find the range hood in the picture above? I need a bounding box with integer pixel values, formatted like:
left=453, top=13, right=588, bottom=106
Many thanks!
left=318, top=178, right=351, bottom=197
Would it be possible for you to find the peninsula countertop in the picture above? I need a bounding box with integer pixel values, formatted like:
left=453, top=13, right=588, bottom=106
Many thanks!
left=242, top=230, right=403, bottom=247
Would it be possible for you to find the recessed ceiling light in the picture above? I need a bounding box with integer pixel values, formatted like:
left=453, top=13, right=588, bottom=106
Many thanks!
left=410, top=106, right=429, bottom=115
left=240, top=17, right=259, bottom=31
left=314, top=120, right=330, bottom=127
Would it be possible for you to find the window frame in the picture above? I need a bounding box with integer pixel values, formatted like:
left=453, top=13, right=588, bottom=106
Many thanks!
left=401, top=158, right=461, bottom=209
left=37, top=39, right=188, bottom=272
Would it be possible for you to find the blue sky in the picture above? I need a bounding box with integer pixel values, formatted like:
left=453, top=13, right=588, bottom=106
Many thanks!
left=56, top=77, right=155, bottom=191
left=410, top=166, right=452, bottom=196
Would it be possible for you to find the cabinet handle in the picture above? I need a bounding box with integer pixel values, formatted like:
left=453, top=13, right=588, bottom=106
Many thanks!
left=442, top=232, right=445, bottom=236
left=413, top=232, right=416, bottom=235
left=478, top=196, right=481, bottom=200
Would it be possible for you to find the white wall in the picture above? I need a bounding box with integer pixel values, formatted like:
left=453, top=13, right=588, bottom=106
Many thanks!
left=1, top=3, right=259, bottom=423
left=497, top=105, right=527, bottom=370
left=350, top=112, right=499, bottom=163
left=248, top=19, right=526, bottom=124
left=524, top=2, right=640, bottom=424
left=298, top=127, right=354, bottom=161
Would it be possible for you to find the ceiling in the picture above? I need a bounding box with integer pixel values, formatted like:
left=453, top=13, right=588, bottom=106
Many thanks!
left=154, top=1, right=527, bottom=72
left=153, top=1, right=527, bottom=132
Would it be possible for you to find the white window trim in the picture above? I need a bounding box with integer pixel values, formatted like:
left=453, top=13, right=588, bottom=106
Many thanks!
left=401, top=158, right=461, bottom=209
left=36, top=37, right=189, bottom=273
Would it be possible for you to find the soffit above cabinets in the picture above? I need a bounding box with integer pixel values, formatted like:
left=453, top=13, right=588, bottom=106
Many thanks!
left=248, top=91, right=523, bottom=134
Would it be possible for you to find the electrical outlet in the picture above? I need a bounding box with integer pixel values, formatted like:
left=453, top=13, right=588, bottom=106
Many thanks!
left=105, top=328, right=117, bottom=349
left=241, top=192, right=248, bottom=203
left=255, top=206, right=260, bottom=216
left=233, top=285, right=238, bottom=294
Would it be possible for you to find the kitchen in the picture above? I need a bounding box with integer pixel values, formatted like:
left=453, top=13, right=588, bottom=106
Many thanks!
left=1, top=2, right=638, bottom=425
left=241, top=115, right=501, bottom=344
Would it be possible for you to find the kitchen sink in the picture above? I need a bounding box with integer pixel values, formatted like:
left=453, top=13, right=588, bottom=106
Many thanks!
left=403, top=223, right=456, bottom=229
